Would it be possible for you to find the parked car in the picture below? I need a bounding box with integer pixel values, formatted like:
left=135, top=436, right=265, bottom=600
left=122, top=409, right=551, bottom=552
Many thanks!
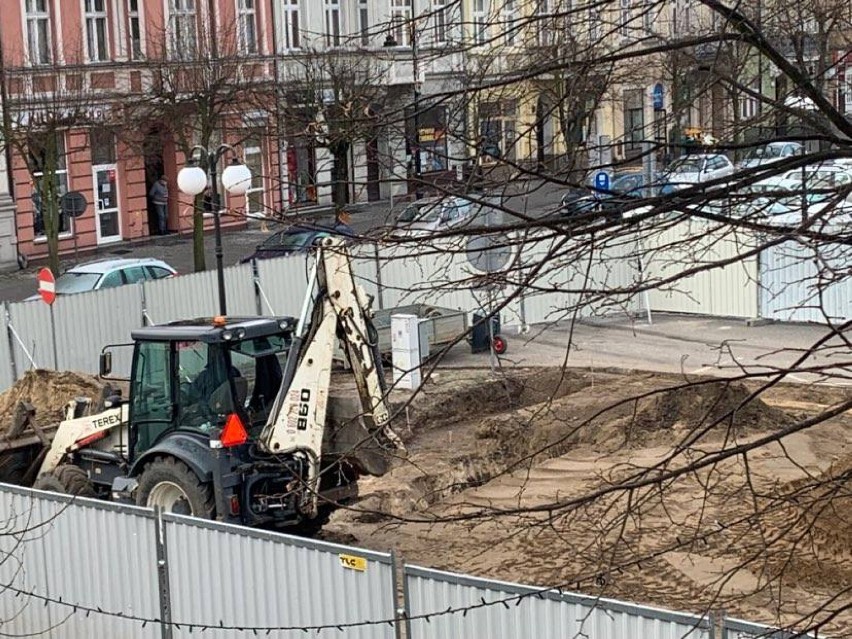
left=659, top=154, right=735, bottom=193
left=738, top=142, right=804, bottom=170
left=556, top=172, right=658, bottom=223
left=391, top=196, right=480, bottom=237
left=239, top=225, right=335, bottom=263
left=26, top=257, right=176, bottom=300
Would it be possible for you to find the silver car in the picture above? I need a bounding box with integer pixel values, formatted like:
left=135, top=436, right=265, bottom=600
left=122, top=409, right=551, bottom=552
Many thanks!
left=660, top=153, right=735, bottom=193
left=738, top=142, right=804, bottom=170
left=26, top=257, right=176, bottom=300
left=392, top=196, right=478, bottom=237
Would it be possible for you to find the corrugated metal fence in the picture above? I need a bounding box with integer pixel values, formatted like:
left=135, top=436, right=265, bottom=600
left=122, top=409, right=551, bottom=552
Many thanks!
left=0, top=484, right=815, bottom=639
left=0, top=225, right=847, bottom=392
left=404, top=565, right=712, bottom=639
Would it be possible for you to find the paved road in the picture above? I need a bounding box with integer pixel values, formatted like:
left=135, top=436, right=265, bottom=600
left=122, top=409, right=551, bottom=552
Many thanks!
left=439, top=313, right=850, bottom=385
left=0, top=184, right=564, bottom=303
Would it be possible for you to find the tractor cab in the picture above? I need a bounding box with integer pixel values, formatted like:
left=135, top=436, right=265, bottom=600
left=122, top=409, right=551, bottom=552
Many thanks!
left=105, top=316, right=294, bottom=463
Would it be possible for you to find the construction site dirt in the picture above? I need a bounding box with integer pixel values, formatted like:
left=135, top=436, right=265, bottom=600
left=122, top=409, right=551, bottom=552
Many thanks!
left=323, top=367, right=852, bottom=636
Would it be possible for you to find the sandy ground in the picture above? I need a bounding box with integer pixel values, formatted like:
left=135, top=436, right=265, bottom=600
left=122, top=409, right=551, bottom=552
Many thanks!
left=322, top=367, right=852, bottom=635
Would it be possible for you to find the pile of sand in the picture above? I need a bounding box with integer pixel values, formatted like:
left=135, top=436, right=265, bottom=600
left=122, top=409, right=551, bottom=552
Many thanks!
left=0, top=369, right=108, bottom=434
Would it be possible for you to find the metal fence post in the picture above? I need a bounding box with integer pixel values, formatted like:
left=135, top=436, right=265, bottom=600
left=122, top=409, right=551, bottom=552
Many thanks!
left=252, top=258, right=263, bottom=316
left=141, top=282, right=149, bottom=327
left=154, top=507, right=174, bottom=639
left=4, top=301, right=18, bottom=382
left=391, top=551, right=404, bottom=639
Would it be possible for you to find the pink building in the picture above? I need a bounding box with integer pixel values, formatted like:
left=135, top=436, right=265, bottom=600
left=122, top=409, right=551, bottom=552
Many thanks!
left=0, top=0, right=280, bottom=264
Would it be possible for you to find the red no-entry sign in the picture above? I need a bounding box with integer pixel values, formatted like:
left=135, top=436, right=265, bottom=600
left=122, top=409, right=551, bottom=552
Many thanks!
left=37, top=268, right=56, bottom=305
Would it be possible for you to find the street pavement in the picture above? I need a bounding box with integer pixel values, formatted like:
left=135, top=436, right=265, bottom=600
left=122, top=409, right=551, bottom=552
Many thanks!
left=439, top=313, right=851, bottom=386
left=0, top=183, right=565, bottom=303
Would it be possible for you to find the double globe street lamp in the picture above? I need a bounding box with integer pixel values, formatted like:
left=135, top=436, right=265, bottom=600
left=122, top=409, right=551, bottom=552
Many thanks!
left=177, top=145, right=252, bottom=316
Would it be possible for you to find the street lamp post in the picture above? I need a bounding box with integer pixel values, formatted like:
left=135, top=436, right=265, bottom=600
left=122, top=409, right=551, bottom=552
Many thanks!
left=177, top=145, right=252, bottom=316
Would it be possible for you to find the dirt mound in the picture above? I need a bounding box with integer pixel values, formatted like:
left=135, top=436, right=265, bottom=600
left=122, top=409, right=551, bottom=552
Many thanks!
left=0, top=369, right=109, bottom=434
left=627, top=381, right=792, bottom=446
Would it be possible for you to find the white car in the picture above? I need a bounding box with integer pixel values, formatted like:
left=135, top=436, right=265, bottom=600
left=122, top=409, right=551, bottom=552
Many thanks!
left=392, top=196, right=479, bottom=237
left=738, top=142, right=804, bottom=170
left=26, top=257, right=176, bottom=300
left=660, top=154, right=735, bottom=193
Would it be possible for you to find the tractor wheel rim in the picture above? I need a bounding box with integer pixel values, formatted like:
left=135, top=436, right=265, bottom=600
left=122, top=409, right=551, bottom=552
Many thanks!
left=147, top=481, right=193, bottom=515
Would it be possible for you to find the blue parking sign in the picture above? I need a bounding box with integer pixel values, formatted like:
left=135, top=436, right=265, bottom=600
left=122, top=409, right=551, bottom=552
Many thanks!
left=594, top=171, right=610, bottom=195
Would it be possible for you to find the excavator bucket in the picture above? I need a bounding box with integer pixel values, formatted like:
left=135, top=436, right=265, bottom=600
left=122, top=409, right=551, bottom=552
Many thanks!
left=323, top=394, right=400, bottom=476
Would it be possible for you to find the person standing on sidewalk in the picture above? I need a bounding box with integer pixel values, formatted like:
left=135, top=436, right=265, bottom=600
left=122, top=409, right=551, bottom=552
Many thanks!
left=148, top=176, right=169, bottom=235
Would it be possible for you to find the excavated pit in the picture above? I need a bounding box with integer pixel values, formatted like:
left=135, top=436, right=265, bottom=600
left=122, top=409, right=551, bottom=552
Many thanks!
left=340, top=372, right=796, bottom=523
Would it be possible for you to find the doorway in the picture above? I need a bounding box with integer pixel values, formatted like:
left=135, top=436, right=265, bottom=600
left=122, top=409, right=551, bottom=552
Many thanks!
left=143, top=128, right=165, bottom=236
left=92, top=165, right=121, bottom=243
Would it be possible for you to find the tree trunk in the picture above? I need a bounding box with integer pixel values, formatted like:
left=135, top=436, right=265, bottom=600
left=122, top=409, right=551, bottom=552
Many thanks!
left=193, top=193, right=206, bottom=272
left=331, top=143, right=350, bottom=207
left=41, top=142, right=61, bottom=275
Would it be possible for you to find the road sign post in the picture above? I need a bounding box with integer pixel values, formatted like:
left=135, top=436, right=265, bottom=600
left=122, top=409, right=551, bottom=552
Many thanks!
left=37, top=268, right=59, bottom=368
left=37, top=268, right=56, bottom=306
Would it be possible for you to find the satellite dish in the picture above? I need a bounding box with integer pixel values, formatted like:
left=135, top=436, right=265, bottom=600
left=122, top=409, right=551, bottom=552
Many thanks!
left=466, top=234, right=511, bottom=273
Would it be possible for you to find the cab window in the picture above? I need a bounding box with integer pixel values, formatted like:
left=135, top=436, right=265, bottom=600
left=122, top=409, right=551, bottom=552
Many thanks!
left=228, top=335, right=290, bottom=427
left=131, top=341, right=173, bottom=456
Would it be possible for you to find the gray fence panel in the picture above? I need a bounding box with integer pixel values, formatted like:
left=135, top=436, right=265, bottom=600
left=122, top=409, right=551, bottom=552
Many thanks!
left=144, top=263, right=255, bottom=324
left=164, top=514, right=397, bottom=638
left=53, top=284, right=143, bottom=376
left=0, top=483, right=160, bottom=639
left=760, top=241, right=852, bottom=323
left=723, top=616, right=813, bottom=639
left=8, top=298, right=56, bottom=370
left=405, top=565, right=710, bottom=639
left=255, top=253, right=315, bottom=317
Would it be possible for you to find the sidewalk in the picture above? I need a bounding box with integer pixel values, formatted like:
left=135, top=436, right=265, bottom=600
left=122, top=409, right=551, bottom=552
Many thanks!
left=439, top=312, right=848, bottom=386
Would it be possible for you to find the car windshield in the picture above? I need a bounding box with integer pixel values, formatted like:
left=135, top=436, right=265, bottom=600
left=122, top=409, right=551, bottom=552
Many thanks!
left=260, top=230, right=319, bottom=250
left=609, top=174, right=643, bottom=195
left=747, top=145, right=783, bottom=160
left=398, top=202, right=433, bottom=223
left=669, top=158, right=703, bottom=173
left=55, top=272, right=101, bottom=294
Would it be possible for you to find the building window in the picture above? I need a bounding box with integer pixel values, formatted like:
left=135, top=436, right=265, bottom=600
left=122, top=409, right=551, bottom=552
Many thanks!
left=588, top=3, right=601, bottom=40
left=535, top=0, right=553, bottom=47
left=502, top=0, right=517, bottom=45
left=473, top=0, right=488, bottom=44
left=128, top=0, right=143, bottom=59
left=91, top=128, right=117, bottom=165
left=390, top=0, right=412, bottom=47
left=31, top=134, right=71, bottom=238
left=84, top=0, right=109, bottom=62
left=25, top=0, right=52, bottom=65
left=282, top=0, right=300, bottom=50
left=237, top=0, right=258, bottom=54
left=432, top=0, right=447, bottom=43
left=478, top=100, right=518, bottom=162
left=620, top=0, right=631, bottom=39
left=359, top=0, right=369, bottom=45
left=324, top=0, right=341, bottom=47
left=740, top=84, right=759, bottom=119
left=169, top=0, right=197, bottom=59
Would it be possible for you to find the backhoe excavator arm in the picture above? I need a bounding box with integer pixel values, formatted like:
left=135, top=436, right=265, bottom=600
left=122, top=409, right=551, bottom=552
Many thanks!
left=258, top=236, right=403, bottom=516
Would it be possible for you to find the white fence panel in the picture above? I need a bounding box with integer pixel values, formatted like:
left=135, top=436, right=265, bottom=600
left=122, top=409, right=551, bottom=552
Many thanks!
left=144, top=264, right=256, bottom=324
left=53, top=285, right=143, bottom=376
left=723, top=616, right=814, bottom=639
left=0, top=484, right=161, bottom=639
left=644, top=219, right=759, bottom=318
left=164, top=514, right=397, bottom=639
left=760, top=240, right=852, bottom=323
left=255, top=254, right=315, bottom=317
left=517, top=232, right=640, bottom=326
left=405, top=565, right=711, bottom=639
left=8, top=298, right=58, bottom=370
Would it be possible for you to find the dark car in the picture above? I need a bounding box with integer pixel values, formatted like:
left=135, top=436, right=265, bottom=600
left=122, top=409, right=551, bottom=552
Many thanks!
left=554, top=172, right=653, bottom=223
left=239, top=225, right=334, bottom=264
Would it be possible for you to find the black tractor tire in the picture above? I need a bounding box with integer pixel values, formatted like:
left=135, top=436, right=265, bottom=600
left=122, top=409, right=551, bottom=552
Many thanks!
left=33, top=465, right=97, bottom=498
left=135, top=457, right=215, bottom=518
